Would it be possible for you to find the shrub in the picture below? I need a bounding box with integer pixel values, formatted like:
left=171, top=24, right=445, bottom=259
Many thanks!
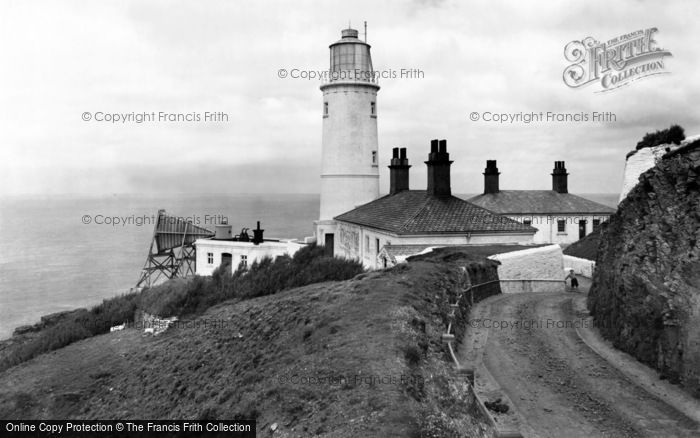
left=1, top=243, right=364, bottom=372
left=233, top=244, right=364, bottom=300
left=138, top=278, right=192, bottom=317
left=0, top=292, right=140, bottom=371
left=403, top=344, right=423, bottom=366
left=635, top=124, right=685, bottom=150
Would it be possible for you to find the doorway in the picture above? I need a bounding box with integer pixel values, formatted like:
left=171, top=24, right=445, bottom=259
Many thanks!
left=578, top=220, right=587, bottom=239
left=324, top=233, right=334, bottom=257
left=221, top=253, right=232, bottom=272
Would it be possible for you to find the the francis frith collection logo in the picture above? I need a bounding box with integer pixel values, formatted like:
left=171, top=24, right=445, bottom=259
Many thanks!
left=563, top=28, right=672, bottom=92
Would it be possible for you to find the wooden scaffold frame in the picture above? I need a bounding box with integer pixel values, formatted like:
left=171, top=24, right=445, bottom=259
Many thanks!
left=135, top=209, right=214, bottom=289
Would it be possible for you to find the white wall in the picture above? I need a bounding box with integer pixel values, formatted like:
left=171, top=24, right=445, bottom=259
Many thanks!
left=319, top=83, right=380, bottom=221
left=488, top=244, right=564, bottom=293
left=618, top=135, right=700, bottom=203
left=619, top=145, right=672, bottom=203
left=335, top=221, right=534, bottom=270
left=194, top=239, right=304, bottom=276
left=314, top=219, right=338, bottom=247
left=563, top=254, right=595, bottom=278
left=507, top=214, right=610, bottom=244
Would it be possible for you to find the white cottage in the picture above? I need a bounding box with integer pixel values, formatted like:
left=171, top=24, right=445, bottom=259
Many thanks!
left=468, top=160, right=615, bottom=244
left=332, top=140, right=536, bottom=269
left=194, top=221, right=305, bottom=275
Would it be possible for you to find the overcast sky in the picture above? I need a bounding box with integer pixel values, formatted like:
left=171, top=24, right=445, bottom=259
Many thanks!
left=1, top=0, right=698, bottom=196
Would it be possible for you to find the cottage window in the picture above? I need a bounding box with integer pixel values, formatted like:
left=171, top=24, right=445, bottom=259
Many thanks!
left=375, top=238, right=380, bottom=253
left=557, top=220, right=566, bottom=233
left=593, top=219, right=601, bottom=232
left=365, top=235, right=370, bottom=252
left=241, top=255, right=248, bottom=268
left=523, top=219, right=532, bottom=226
left=207, top=252, right=214, bottom=264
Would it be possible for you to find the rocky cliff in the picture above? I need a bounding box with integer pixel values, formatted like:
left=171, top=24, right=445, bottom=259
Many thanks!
left=588, top=140, right=700, bottom=397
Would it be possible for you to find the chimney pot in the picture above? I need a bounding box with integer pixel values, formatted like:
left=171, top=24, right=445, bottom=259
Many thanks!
left=425, top=139, right=453, bottom=197
left=552, top=161, right=569, bottom=193
left=483, top=159, right=500, bottom=194
left=392, top=147, right=399, bottom=158
left=389, top=148, right=411, bottom=194
left=430, top=139, right=439, bottom=153
left=253, top=221, right=264, bottom=245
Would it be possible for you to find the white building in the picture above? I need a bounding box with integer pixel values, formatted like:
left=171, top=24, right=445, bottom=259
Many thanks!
left=333, top=141, right=536, bottom=270
left=314, top=28, right=381, bottom=250
left=310, top=28, right=537, bottom=269
left=468, top=160, right=615, bottom=244
left=194, top=222, right=305, bottom=276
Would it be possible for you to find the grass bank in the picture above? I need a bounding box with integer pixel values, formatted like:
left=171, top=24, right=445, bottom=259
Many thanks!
left=0, top=244, right=363, bottom=372
left=0, top=249, right=498, bottom=437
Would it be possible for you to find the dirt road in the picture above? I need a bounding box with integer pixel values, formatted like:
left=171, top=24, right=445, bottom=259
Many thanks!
left=465, top=289, right=700, bottom=437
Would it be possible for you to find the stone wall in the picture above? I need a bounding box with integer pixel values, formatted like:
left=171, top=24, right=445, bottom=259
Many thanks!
left=138, top=311, right=178, bottom=336
left=488, top=245, right=564, bottom=293
left=589, top=140, right=700, bottom=397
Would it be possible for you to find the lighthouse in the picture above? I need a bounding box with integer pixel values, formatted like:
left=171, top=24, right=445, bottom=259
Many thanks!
left=315, top=26, right=381, bottom=252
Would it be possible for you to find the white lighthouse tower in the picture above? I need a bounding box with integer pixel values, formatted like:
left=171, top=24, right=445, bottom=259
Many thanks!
left=315, top=26, right=380, bottom=252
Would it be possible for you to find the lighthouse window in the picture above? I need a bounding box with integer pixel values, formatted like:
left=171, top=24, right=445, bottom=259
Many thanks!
left=324, top=102, right=328, bottom=116
left=371, top=150, right=377, bottom=165
left=370, top=101, right=376, bottom=115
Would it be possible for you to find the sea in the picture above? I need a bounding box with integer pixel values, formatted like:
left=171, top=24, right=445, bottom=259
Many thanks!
left=0, top=192, right=618, bottom=340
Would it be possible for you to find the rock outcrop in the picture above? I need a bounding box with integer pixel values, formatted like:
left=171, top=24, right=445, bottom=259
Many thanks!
left=588, top=140, right=700, bottom=397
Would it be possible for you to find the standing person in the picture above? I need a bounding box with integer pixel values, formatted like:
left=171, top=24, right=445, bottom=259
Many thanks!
left=565, top=269, right=579, bottom=291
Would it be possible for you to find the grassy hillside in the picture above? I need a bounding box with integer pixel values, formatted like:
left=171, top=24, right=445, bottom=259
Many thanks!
left=0, top=245, right=363, bottom=372
left=0, top=254, right=495, bottom=437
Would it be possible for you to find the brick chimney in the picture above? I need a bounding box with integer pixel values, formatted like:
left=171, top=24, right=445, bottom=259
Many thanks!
left=425, top=139, right=453, bottom=198
left=252, top=221, right=264, bottom=245
left=389, top=147, right=411, bottom=194
left=483, top=160, right=500, bottom=194
left=552, top=161, right=568, bottom=193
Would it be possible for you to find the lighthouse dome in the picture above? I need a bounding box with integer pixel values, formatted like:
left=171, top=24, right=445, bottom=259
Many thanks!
left=328, top=28, right=376, bottom=84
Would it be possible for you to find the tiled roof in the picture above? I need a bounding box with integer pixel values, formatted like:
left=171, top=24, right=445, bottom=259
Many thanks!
left=381, top=244, right=435, bottom=257
left=334, top=191, right=535, bottom=235
left=467, top=190, right=616, bottom=215
left=379, top=244, right=437, bottom=265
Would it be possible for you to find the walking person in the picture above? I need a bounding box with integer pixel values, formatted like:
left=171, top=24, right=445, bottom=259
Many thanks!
left=565, top=269, right=579, bottom=291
